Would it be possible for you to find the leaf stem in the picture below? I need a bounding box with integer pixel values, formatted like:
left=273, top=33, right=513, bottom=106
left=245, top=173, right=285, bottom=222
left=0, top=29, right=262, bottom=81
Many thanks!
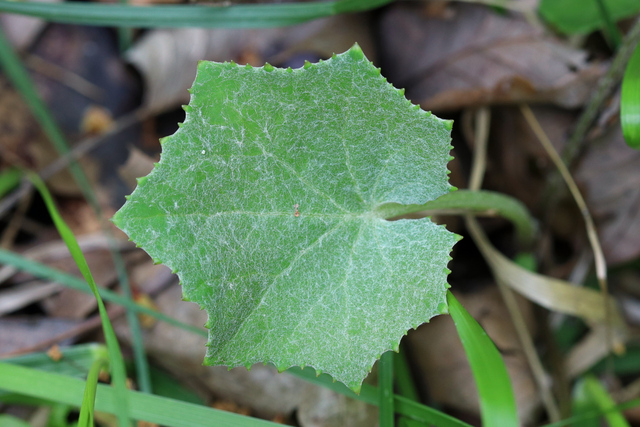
left=375, top=189, right=536, bottom=247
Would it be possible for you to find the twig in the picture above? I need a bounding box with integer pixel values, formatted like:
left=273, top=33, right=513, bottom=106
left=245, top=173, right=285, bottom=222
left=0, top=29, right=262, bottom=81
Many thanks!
left=468, top=107, right=490, bottom=191
left=25, top=54, right=104, bottom=101
left=466, top=106, right=561, bottom=421
left=0, top=188, right=32, bottom=249
left=0, top=106, right=153, bottom=220
left=520, top=104, right=625, bottom=363
left=520, top=105, right=608, bottom=297
left=561, top=16, right=640, bottom=167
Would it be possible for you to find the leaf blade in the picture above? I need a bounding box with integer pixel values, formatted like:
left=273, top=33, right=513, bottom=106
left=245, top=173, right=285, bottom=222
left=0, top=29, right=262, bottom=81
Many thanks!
left=114, top=45, right=458, bottom=391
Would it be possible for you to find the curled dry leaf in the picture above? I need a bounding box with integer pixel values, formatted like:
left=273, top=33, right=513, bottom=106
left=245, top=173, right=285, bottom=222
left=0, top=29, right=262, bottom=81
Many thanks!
left=378, top=3, right=606, bottom=111
left=467, top=217, right=626, bottom=329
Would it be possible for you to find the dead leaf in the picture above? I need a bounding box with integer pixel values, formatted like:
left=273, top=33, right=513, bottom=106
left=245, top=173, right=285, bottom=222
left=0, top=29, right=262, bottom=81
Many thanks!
left=0, top=316, right=82, bottom=356
left=125, top=15, right=374, bottom=112
left=0, top=0, right=59, bottom=50
left=575, top=123, right=640, bottom=265
left=296, top=386, right=377, bottom=427
left=378, top=3, right=606, bottom=111
left=487, top=105, right=640, bottom=265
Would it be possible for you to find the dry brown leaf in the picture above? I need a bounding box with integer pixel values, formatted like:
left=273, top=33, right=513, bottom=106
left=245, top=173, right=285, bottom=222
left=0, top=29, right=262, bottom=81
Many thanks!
left=575, top=123, right=640, bottom=265
left=0, top=316, right=81, bottom=356
left=378, top=3, right=605, bottom=111
left=296, top=385, right=377, bottom=427
left=0, top=0, right=59, bottom=50
left=118, top=147, right=157, bottom=192
left=125, top=15, right=374, bottom=112
left=40, top=249, right=117, bottom=319
left=467, top=217, right=625, bottom=328
left=0, top=281, right=61, bottom=317
left=407, top=286, right=540, bottom=424
left=487, top=105, right=640, bottom=265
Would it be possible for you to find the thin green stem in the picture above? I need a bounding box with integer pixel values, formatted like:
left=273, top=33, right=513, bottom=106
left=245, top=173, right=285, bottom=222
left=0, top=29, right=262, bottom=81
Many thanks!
left=0, top=247, right=207, bottom=337
left=594, top=0, right=622, bottom=49
left=375, top=189, right=536, bottom=247
left=286, top=367, right=473, bottom=427
left=393, top=350, right=420, bottom=402
left=78, top=358, right=109, bottom=427
left=379, top=351, right=395, bottom=427
left=559, top=15, right=640, bottom=167
left=0, top=28, right=151, bottom=394
left=28, top=174, right=131, bottom=426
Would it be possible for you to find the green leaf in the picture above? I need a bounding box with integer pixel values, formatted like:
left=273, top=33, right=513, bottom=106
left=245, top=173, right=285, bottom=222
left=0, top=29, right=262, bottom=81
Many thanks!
left=447, top=291, right=518, bottom=427
left=539, top=0, right=640, bottom=35
left=573, top=375, right=631, bottom=427
left=113, top=44, right=459, bottom=392
left=622, top=42, right=640, bottom=149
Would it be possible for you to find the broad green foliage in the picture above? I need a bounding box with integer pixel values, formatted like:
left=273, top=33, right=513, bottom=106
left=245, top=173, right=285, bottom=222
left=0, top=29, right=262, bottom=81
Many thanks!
left=539, top=0, right=640, bottom=34
left=113, top=45, right=459, bottom=391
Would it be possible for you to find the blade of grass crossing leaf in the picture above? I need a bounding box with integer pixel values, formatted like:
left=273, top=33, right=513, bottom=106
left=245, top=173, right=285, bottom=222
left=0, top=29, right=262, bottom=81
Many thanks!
left=621, top=42, right=640, bottom=149
left=286, top=367, right=473, bottom=427
left=78, top=357, right=109, bottom=427
left=393, top=350, right=420, bottom=402
left=577, top=375, right=631, bottom=427
left=0, top=247, right=207, bottom=337
left=544, top=397, right=640, bottom=427
left=0, top=362, right=278, bottom=427
left=379, top=351, right=395, bottom=427
left=2, top=344, right=108, bottom=378
left=28, top=173, right=131, bottom=427
left=0, top=0, right=392, bottom=28
left=0, top=28, right=151, bottom=394
left=447, top=291, right=518, bottom=427
left=572, top=377, right=602, bottom=427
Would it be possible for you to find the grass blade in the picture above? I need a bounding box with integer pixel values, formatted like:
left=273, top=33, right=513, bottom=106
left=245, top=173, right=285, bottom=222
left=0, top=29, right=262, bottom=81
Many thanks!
left=621, top=42, right=640, bottom=149
left=0, top=362, right=278, bottom=427
left=78, top=358, right=109, bottom=427
left=0, top=27, right=151, bottom=394
left=447, top=291, right=518, bottom=427
left=0, top=0, right=392, bottom=28
left=393, top=350, right=420, bottom=402
left=379, top=351, right=395, bottom=427
left=28, top=173, right=131, bottom=426
left=287, top=366, right=473, bottom=427
left=573, top=375, right=631, bottom=427
left=0, top=247, right=207, bottom=336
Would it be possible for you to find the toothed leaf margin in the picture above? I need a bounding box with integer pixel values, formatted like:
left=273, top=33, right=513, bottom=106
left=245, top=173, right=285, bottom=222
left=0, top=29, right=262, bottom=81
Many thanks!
left=113, top=45, right=459, bottom=392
